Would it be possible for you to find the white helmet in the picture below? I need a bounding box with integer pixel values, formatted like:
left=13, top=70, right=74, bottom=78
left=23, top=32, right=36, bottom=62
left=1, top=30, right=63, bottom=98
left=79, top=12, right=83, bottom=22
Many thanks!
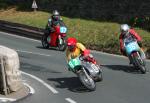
left=52, top=10, right=59, bottom=16
left=52, top=10, right=60, bottom=21
left=120, top=24, right=130, bottom=34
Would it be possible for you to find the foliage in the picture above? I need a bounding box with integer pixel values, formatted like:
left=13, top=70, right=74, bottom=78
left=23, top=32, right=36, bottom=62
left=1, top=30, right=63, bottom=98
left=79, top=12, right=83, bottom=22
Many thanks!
left=0, top=8, right=150, bottom=55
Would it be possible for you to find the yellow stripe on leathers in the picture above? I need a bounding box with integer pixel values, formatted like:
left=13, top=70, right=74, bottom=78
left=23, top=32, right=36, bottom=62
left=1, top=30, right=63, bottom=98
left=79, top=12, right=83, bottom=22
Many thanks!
left=66, top=43, right=86, bottom=62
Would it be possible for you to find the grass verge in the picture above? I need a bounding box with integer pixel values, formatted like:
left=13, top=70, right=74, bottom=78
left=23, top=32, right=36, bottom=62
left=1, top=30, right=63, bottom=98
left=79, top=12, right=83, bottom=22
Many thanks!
left=0, top=8, right=150, bottom=55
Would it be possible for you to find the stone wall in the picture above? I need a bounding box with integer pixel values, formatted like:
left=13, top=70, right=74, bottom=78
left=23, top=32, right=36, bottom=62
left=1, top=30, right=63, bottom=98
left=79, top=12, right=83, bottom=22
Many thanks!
left=0, top=45, right=23, bottom=93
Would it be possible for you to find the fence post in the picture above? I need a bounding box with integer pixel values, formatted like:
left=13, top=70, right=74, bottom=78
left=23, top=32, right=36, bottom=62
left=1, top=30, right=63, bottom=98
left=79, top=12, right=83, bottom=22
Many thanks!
left=0, top=56, right=8, bottom=95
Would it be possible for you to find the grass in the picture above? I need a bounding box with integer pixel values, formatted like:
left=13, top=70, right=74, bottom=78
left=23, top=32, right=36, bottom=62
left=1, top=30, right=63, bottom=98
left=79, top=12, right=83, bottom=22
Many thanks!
left=0, top=8, right=150, bottom=54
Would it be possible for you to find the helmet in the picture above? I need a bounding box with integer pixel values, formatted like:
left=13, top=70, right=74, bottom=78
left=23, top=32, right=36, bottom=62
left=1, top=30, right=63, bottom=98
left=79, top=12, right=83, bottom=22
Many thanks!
left=52, top=10, right=60, bottom=21
left=120, top=24, right=130, bottom=35
left=67, top=37, right=77, bottom=51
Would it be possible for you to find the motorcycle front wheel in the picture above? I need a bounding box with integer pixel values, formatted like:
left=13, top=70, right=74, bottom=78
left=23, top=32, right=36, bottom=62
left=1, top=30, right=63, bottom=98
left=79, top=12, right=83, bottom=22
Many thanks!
left=58, top=38, right=67, bottom=51
left=78, top=69, right=96, bottom=91
left=132, top=53, right=146, bottom=74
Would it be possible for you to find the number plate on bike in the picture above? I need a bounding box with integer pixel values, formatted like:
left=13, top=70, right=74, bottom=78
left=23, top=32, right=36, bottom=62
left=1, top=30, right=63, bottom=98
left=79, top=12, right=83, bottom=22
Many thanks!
left=60, top=27, right=67, bottom=33
left=126, top=42, right=137, bottom=50
left=125, top=41, right=140, bottom=54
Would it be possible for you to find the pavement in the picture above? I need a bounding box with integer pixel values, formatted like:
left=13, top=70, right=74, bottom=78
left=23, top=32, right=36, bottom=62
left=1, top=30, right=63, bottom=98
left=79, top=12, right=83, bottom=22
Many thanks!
left=0, top=81, right=32, bottom=102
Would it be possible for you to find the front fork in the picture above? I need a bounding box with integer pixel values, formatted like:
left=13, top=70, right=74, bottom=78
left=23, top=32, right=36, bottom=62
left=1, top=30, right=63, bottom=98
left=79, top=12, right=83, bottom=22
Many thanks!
left=140, top=48, right=146, bottom=59
left=58, top=35, right=63, bottom=45
left=131, top=51, right=145, bottom=66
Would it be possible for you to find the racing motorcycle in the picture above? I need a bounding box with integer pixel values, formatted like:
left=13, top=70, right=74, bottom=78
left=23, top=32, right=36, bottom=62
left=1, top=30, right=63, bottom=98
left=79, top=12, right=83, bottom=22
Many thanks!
left=68, top=54, right=102, bottom=91
left=41, top=22, right=67, bottom=51
left=124, top=35, right=146, bottom=74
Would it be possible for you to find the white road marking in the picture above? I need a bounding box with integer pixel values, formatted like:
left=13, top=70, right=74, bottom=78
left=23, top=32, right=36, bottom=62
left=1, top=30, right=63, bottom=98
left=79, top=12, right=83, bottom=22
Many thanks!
left=21, top=71, right=59, bottom=94
left=65, top=98, right=77, bottom=103
left=0, top=97, right=16, bottom=102
left=92, top=50, right=150, bottom=62
left=0, top=31, right=40, bottom=42
left=23, top=83, right=35, bottom=94
left=1, top=31, right=150, bottom=62
left=16, top=50, right=51, bottom=57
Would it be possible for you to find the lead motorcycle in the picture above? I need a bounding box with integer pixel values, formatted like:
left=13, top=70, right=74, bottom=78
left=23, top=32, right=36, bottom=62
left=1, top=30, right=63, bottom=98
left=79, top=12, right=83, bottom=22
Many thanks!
left=41, top=22, right=67, bottom=51
left=68, top=54, right=102, bottom=91
left=124, top=35, right=146, bottom=74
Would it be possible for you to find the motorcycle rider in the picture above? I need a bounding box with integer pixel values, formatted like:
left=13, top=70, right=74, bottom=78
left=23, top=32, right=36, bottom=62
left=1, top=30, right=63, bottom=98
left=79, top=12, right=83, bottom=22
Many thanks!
left=66, top=37, right=96, bottom=70
left=44, top=10, right=64, bottom=36
left=119, top=24, right=145, bottom=63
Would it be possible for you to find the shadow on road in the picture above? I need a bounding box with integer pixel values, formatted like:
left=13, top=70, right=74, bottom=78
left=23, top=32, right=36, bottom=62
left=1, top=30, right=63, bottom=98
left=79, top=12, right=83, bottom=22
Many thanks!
left=20, top=62, right=62, bottom=73
left=102, top=64, right=141, bottom=74
left=47, top=77, right=93, bottom=93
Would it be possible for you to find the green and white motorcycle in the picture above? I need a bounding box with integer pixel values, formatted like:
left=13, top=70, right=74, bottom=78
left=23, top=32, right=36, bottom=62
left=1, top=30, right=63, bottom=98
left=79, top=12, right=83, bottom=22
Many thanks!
left=68, top=55, right=102, bottom=91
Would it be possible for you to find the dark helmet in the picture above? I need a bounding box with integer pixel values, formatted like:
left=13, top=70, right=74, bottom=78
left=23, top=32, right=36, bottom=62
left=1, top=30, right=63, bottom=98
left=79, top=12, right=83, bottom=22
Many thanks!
left=67, top=37, right=77, bottom=52
left=52, top=10, right=60, bottom=21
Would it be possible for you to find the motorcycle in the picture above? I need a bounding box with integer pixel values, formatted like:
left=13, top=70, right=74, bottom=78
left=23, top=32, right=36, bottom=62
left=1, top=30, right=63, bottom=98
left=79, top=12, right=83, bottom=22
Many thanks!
left=68, top=54, right=102, bottom=91
left=41, top=22, right=67, bottom=51
left=124, top=35, right=146, bottom=74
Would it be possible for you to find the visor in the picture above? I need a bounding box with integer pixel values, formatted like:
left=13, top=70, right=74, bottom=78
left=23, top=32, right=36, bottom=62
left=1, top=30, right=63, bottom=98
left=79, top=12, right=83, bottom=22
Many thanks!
left=68, top=45, right=75, bottom=50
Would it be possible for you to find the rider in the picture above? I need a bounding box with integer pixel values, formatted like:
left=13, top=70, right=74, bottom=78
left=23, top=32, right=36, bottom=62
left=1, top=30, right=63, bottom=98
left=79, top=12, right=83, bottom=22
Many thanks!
left=119, top=24, right=145, bottom=63
left=44, top=10, right=64, bottom=36
left=66, top=37, right=96, bottom=69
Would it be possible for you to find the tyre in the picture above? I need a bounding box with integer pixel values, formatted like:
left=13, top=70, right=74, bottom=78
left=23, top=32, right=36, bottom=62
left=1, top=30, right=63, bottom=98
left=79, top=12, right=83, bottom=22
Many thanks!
left=58, top=38, right=67, bottom=51
left=132, top=53, right=146, bottom=74
left=41, top=35, right=49, bottom=49
left=139, top=65, right=146, bottom=74
left=78, top=69, right=96, bottom=91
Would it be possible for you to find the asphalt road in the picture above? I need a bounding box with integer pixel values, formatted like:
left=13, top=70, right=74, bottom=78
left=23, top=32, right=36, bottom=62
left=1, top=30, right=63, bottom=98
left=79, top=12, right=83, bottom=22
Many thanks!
left=0, top=31, right=150, bottom=103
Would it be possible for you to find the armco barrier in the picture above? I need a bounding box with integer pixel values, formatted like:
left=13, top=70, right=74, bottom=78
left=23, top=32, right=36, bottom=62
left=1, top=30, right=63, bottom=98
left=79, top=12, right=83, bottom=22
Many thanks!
left=0, top=20, right=44, bottom=40
left=0, top=20, right=149, bottom=59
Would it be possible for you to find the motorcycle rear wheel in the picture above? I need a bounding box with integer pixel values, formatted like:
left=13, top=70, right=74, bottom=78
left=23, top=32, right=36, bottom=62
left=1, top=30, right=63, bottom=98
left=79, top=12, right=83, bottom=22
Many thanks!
left=41, top=34, right=49, bottom=49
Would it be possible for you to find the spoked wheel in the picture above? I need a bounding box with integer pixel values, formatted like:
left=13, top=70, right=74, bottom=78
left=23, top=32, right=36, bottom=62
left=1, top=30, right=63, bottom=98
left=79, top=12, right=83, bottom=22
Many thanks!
left=41, top=34, right=49, bottom=49
left=58, top=38, right=67, bottom=51
left=78, top=69, right=96, bottom=91
left=132, top=53, right=146, bottom=74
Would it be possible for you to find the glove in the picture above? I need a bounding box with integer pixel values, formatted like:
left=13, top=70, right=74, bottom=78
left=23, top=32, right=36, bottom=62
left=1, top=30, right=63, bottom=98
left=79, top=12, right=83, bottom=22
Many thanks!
left=83, top=49, right=90, bottom=57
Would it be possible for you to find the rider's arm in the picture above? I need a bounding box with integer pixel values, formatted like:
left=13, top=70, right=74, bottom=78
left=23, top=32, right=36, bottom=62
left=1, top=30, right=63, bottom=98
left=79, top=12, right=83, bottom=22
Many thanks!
left=129, top=29, right=142, bottom=41
left=119, top=34, right=124, bottom=53
left=76, top=43, right=91, bottom=57
left=46, top=18, right=52, bottom=29
left=76, top=43, right=86, bottom=52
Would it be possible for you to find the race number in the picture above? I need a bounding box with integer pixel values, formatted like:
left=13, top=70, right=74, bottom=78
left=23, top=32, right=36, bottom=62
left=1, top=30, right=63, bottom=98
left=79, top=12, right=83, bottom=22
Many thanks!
left=91, top=64, right=99, bottom=72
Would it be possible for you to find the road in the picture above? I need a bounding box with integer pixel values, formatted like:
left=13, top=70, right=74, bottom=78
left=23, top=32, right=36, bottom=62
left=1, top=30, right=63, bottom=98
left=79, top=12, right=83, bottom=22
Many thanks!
left=0, top=31, right=150, bottom=103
